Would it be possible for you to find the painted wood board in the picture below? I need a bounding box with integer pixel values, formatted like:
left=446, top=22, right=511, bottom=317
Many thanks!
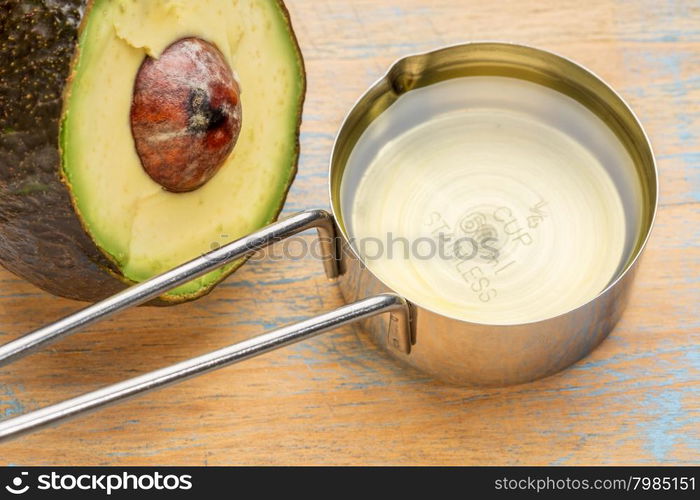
left=0, top=0, right=697, bottom=465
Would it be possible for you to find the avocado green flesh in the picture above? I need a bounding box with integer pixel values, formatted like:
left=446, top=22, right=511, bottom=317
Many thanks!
left=61, top=0, right=303, bottom=297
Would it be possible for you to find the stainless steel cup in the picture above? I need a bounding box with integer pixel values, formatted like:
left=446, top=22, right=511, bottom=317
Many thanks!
left=329, top=42, right=658, bottom=385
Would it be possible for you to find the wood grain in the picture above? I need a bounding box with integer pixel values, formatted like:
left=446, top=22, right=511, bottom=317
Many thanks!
left=0, top=0, right=698, bottom=465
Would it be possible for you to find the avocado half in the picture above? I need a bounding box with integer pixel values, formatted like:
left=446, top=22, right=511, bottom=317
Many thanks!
left=0, top=0, right=305, bottom=303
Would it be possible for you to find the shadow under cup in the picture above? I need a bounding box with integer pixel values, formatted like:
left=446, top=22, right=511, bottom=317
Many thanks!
left=329, top=43, right=657, bottom=385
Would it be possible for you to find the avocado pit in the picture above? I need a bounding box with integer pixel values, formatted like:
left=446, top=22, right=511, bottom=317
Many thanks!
left=130, top=37, right=241, bottom=192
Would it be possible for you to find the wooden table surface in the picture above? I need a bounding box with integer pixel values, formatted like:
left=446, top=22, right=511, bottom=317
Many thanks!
left=0, top=0, right=698, bottom=465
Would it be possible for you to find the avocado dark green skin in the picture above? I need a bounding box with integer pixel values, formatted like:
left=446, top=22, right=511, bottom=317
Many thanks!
left=0, top=1, right=305, bottom=304
left=0, top=0, right=129, bottom=302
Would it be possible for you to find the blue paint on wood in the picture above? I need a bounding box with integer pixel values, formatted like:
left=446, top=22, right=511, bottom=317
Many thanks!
left=638, top=50, right=699, bottom=201
left=638, top=390, right=699, bottom=462
left=0, top=384, right=25, bottom=419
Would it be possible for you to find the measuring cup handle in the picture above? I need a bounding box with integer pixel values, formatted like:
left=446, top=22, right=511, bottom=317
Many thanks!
left=0, top=293, right=410, bottom=442
left=0, top=209, right=339, bottom=367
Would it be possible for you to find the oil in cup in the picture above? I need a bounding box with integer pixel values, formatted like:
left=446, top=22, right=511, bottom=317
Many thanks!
left=341, top=76, right=643, bottom=324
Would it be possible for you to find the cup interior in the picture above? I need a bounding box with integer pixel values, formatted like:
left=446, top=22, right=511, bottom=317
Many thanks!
left=330, top=43, right=657, bottom=324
